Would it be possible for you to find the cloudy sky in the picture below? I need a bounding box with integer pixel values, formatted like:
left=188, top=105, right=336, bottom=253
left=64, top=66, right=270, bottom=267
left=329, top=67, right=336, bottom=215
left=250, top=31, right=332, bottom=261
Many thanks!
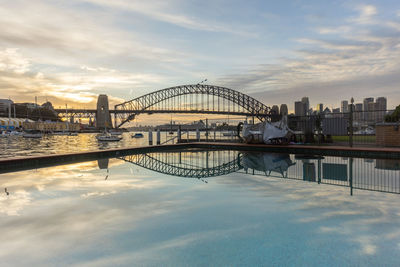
left=1, top=0, right=400, bottom=111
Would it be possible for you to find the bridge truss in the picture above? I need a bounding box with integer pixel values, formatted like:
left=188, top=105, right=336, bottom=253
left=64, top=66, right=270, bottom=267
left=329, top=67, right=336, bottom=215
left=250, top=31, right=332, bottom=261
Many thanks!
left=114, top=84, right=271, bottom=128
left=119, top=150, right=243, bottom=179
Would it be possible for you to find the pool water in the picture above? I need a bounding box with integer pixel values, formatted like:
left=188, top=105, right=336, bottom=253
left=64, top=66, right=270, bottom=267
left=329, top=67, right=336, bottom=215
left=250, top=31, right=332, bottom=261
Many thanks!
left=0, top=150, right=399, bottom=266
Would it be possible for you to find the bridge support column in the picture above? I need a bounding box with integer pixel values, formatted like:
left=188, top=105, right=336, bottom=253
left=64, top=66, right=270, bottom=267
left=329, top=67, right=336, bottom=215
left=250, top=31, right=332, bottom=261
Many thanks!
left=156, top=129, right=161, bottom=145
left=148, top=130, right=153, bottom=145
left=96, top=94, right=112, bottom=129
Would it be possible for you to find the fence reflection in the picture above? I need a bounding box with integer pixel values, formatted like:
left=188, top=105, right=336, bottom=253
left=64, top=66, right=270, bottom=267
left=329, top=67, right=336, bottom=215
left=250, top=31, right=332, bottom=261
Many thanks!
left=118, top=150, right=400, bottom=195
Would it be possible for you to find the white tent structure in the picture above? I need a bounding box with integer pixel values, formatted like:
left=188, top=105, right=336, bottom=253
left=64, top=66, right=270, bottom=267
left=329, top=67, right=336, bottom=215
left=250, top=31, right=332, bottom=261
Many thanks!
left=242, top=116, right=293, bottom=144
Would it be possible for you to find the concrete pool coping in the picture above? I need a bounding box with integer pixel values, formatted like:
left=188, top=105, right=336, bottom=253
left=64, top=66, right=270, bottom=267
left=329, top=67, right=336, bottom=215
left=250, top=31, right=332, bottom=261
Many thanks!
left=1, top=142, right=400, bottom=174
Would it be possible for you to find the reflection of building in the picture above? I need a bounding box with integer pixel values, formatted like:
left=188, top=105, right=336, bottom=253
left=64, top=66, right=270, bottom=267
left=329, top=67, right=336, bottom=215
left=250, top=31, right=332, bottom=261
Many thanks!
left=375, top=159, right=400, bottom=170
left=303, top=162, right=316, bottom=182
left=97, top=158, right=109, bottom=169
left=322, top=163, right=348, bottom=181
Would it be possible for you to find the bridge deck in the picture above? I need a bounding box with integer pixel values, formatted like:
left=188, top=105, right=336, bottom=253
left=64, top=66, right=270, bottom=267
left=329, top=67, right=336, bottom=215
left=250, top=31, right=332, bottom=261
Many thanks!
left=1, top=143, right=399, bottom=174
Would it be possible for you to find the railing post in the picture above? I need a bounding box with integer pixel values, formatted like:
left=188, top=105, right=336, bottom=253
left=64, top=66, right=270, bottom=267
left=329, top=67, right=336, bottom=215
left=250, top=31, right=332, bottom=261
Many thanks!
left=148, top=129, right=153, bottom=145
left=349, top=157, right=353, bottom=196
left=349, top=97, right=354, bottom=147
left=177, top=126, right=181, bottom=143
left=156, top=129, right=161, bottom=145
left=196, top=127, right=200, bottom=141
left=206, top=118, right=208, bottom=141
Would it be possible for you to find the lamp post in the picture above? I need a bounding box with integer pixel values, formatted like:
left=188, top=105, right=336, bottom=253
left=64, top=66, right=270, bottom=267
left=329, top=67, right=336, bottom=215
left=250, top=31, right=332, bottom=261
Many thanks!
left=349, top=97, right=354, bottom=147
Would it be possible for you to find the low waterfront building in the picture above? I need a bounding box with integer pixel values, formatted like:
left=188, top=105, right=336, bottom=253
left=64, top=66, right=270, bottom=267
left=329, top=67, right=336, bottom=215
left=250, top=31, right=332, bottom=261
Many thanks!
left=23, top=121, right=81, bottom=132
left=0, top=117, right=33, bottom=130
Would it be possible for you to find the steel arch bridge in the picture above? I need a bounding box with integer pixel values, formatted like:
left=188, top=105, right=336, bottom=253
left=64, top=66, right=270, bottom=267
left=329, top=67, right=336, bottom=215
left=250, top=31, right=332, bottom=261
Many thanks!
left=114, top=84, right=271, bottom=128
left=119, top=150, right=243, bottom=179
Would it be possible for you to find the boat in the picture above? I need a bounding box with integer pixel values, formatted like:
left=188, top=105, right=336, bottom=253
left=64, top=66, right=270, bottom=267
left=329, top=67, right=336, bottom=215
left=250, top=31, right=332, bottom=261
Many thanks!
left=109, top=130, right=122, bottom=136
left=69, top=132, right=78, bottom=136
left=23, top=130, right=43, bottom=138
left=96, top=132, right=122, bottom=142
left=131, top=133, right=144, bottom=138
left=52, top=131, right=71, bottom=135
left=0, top=131, right=10, bottom=138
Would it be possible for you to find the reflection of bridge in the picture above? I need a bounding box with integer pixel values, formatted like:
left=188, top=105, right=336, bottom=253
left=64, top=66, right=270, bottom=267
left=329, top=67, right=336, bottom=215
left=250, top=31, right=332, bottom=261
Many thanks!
left=56, top=84, right=271, bottom=128
left=119, top=150, right=242, bottom=179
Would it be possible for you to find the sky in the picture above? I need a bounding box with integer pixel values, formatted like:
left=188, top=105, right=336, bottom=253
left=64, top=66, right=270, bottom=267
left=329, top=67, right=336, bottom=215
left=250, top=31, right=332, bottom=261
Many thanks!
left=1, top=0, right=400, bottom=113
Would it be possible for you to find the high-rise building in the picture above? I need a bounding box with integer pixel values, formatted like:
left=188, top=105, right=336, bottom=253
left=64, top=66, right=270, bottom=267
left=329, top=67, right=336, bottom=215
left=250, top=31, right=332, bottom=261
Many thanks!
left=316, top=103, right=323, bottom=113
left=271, top=105, right=279, bottom=115
left=295, top=101, right=305, bottom=116
left=280, top=104, right=288, bottom=116
left=301, top=97, right=309, bottom=115
left=363, top=97, right=374, bottom=121
left=367, top=101, right=376, bottom=122
left=341, top=100, right=349, bottom=113
left=376, top=97, right=387, bottom=122
left=354, top=103, right=363, bottom=121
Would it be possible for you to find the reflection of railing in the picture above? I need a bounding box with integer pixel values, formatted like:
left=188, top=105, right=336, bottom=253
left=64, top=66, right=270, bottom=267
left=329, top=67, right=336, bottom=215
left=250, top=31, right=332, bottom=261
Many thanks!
left=242, top=154, right=400, bottom=195
left=119, top=150, right=242, bottom=178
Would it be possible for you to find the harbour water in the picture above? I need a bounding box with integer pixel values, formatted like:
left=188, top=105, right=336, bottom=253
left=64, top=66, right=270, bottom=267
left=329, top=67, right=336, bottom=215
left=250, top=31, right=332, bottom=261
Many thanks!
left=0, top=132, right=237, bottom=158
left=0, top=149, right=399, bottom=266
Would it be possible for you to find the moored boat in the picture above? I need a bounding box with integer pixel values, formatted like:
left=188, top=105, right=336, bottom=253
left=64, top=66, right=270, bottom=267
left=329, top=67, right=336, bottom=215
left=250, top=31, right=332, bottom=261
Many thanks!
left=96, top=133, right=122, bottom=141
left=131, top=133, right=144, bottom=138
left=23, top=130, right=43, bottom=138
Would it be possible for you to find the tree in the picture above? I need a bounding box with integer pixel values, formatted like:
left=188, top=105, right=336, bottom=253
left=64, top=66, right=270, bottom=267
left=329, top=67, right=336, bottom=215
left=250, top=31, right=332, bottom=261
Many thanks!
left=385, top=105, right=400, bottom=122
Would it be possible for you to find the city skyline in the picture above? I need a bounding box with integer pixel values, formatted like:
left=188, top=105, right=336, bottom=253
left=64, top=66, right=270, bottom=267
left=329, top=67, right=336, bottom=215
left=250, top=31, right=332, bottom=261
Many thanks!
left=1, top=1, right=400, bottom=110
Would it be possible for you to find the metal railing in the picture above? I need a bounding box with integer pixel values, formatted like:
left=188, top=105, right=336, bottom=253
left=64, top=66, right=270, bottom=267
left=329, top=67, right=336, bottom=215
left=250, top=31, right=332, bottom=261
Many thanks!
left=286, top=109, right=395, bottom=147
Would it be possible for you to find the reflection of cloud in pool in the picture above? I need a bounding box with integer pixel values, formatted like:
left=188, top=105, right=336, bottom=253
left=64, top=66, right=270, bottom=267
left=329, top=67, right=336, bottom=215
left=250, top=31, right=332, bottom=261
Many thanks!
left=218, top=172, right=400, bottom=257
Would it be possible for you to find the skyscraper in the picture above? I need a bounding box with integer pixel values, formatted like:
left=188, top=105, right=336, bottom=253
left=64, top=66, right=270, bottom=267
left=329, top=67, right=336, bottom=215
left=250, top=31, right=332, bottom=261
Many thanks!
left=354, top=103, right=363, bottom=121
left=301, top=97, right=309, bottom=115
left=280, top=104, right=288, bottom=116
left=271, top=105, right=279, bottom=115
left=363, top=97, right=374, bottom=121
left=376, top=97, right=387, bottom=122
left=341, top=100, right=349, bottom=113
left=316, top=103, right=323, bottom=113
left=368, top=102, right=376, bottom=122
left=295, top=101, right=305, bottom=116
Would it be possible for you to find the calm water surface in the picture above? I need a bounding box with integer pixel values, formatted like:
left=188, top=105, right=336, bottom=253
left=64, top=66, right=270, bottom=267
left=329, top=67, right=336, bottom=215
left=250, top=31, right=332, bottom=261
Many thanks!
left=0, top=132, right=236, bottom=158
left=0, top=150, right=399, bottom=266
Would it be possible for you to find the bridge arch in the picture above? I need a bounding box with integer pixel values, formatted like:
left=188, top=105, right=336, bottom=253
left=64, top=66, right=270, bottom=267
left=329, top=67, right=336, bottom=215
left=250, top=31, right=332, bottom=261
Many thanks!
left=114, top=84, right=270, bottom=128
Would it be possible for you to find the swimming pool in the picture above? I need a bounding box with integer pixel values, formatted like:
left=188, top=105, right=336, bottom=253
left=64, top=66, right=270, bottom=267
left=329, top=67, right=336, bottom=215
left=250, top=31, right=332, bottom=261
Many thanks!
left=0, top=150, right=399, bottom=266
